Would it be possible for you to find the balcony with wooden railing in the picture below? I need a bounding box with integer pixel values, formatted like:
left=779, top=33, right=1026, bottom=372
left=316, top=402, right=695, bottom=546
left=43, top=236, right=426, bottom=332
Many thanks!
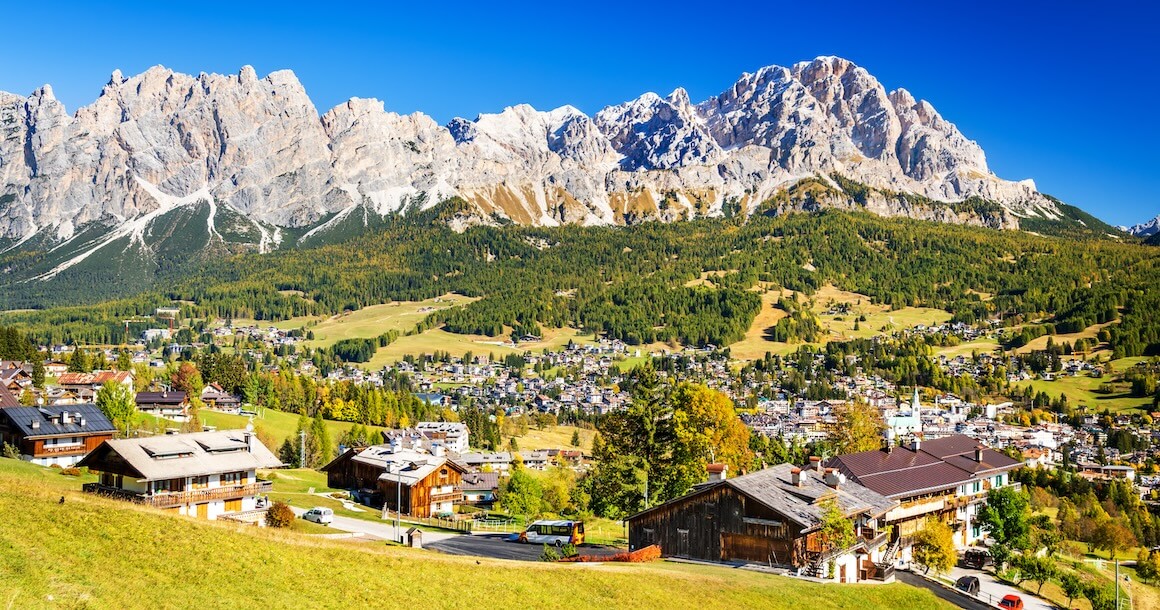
left=430, top=490, right=464, bottom=503
left=859, top=527, right=889, bottom=549
left=83, top=481, right=272, bottom=508
left=37, top=444, right=86, bottom=455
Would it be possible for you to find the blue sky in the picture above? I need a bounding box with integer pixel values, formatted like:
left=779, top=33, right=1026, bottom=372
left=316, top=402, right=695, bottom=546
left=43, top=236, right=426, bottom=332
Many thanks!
left=1, top=0, right=1155, bottom=225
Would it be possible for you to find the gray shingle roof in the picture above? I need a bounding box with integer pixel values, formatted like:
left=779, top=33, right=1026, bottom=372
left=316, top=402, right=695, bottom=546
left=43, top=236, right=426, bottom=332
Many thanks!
left=0, top=404, right=115, bottom=438
left=629, top=463, right=896, bottom=532
left=78, top=429, right=282, bottom=480
left=728, top=464, right=897, bottom=530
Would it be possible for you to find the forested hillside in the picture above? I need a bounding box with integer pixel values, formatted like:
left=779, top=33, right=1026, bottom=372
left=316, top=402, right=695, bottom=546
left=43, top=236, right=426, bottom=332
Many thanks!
left=3, top=201, right=1158, bottom=358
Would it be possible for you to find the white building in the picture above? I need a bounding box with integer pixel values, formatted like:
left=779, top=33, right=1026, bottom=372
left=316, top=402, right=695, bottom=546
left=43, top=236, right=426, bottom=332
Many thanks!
left=78, top=428, right=282, bottom=522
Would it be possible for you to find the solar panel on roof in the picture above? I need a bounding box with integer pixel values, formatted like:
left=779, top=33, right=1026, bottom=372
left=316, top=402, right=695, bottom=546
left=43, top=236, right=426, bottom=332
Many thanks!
left=196, top=437, right=245, bottom=452
left=141, top=442, right=194, bottom=458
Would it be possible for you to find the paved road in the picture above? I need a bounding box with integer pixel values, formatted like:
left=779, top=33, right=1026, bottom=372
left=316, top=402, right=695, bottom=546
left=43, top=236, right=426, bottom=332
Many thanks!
left=428, top=533, right=620, bottom=562
left=897, top=570, right=994, bottom=610
left=946, top=565, right=1054, bottom=610
left=289, top=506, right=456, bottom=544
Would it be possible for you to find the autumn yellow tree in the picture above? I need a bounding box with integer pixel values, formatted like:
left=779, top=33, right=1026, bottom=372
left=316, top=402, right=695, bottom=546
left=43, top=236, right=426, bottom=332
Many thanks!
left=671, top=383, right=753, bottom=478
left=829, top=400, right=884, bottom=454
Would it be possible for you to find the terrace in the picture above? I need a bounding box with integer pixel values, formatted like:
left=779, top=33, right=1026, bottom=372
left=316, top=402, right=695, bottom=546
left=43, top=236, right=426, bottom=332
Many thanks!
left=82, top=481, right=272, bottom=508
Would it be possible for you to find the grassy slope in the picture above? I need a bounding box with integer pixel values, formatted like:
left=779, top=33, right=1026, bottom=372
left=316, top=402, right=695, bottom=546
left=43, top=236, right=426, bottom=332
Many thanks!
left=729, top=284, right=952, bottom=361
left=1010, top=358, right=1154, bottom=413
left=0, top=459, right=953, bottom=610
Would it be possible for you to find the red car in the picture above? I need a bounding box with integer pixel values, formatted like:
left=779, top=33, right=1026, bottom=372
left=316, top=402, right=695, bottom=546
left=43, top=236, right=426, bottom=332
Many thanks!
left=998, top=594, right=1023, bottom=610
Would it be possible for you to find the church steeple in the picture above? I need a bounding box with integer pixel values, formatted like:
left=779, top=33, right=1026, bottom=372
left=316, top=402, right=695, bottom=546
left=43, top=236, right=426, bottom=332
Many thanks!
left=912, top=386, right=921, bottom=415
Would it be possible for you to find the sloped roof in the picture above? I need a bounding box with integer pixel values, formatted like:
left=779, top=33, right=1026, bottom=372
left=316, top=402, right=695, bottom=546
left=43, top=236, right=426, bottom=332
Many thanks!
left=135, top=391, right=188, bottom=405
left=827, top=434, right=1023, bottom=499
left=341, top=446, right=466, bottom=486
left=0, top=387, right=20, bottom=408
left=77, top=429, right=281, bottom=480
left=57, top=371, right=132, bottom=386
left=629, top=463, right=896, bottom=532
left=0, top=404, right=115, bottom=438
left=461, top=471, right=499, bottom=491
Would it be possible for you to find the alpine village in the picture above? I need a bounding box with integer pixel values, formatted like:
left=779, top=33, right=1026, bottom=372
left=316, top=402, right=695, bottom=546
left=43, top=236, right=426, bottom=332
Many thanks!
left=2, top=11, right=1160, bottom=610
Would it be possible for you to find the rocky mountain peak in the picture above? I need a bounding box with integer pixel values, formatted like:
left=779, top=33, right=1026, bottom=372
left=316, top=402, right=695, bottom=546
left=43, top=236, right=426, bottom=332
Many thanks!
left=0, top=59, right=1069, bottom=255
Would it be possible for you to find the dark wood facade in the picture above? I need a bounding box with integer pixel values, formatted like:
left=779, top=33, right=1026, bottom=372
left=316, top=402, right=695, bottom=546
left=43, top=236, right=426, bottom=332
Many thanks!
left=322, top=449, right=465, bottom=518
left=628, top=485, right=812, bottom=566
left=23, top=434, right=111, bottom=459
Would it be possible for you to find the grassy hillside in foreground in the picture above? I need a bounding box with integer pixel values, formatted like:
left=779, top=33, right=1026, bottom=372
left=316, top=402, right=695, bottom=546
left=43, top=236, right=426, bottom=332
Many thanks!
left=0, top=459, right=955, bottom=610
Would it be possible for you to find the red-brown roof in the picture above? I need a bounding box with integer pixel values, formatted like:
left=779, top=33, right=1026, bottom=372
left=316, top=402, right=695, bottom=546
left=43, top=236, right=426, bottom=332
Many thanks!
left=827, top=434, right=1022, bottom=499
left=0, top=386, right=20, bottom=408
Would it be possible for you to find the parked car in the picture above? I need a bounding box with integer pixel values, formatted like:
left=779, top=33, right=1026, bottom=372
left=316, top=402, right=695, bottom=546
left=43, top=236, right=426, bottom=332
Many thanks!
left=998, top=594, right=1023, bottom=610
left=954, top=575, right=980, bottom=595
left=961, top=548, right=990, bottom=569
left=302, top=507, right=334, bottom=525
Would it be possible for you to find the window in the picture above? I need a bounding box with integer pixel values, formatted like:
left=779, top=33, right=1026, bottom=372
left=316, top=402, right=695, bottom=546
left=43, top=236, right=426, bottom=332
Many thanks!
left=191, top=476, right=209, bottom=489
left=221, top=471, right=245, bottom=486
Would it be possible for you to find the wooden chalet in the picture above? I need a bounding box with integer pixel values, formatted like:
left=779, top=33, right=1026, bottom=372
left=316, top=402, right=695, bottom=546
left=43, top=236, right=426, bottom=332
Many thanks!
left=135, top=391, right=189, bottom=421
left=627, top=462, right=897, bottom=583
left=0, top=401, right=116, bottom=466
left=78, top=429, right=281, bottom=522
left=827, top=434, right=1023, bottom=552
left=322, top=445, right=466, bottom=518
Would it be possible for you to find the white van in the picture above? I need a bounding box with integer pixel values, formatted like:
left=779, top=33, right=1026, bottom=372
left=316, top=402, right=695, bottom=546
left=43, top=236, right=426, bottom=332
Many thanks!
left=302, top=507, right=334, bottom=525
left=518, top=520, right=584, bottom=546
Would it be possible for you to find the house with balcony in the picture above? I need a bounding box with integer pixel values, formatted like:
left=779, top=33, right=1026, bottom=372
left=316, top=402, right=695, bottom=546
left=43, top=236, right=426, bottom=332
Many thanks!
left=135, top=391, right=189, bottom=421
left=627, top=463, right=898, bottom=583
left=0, top=403, right=116, bottom=466
left=77, top=428, right=281, bottom=522
left=826, top=433, right=1022, bottom=560
left=321, top=445, right=467, bottom=518
left=57, top=370, right=134, bottom=394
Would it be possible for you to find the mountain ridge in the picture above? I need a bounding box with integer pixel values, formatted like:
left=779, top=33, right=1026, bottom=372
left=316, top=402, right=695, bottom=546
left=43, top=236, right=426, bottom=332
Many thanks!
left=0, top=56, right=1121, bottom=293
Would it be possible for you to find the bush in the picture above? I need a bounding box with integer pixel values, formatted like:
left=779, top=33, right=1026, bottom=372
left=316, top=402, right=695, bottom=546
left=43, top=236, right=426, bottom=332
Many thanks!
left=59, top=467, right=82, bottom=476
left=1, top=442, right=19, bottom=459
left=558, top=545, right=663, bottom=563
left=561, top=543, right=578, bottom=558
left=265, top=501, right=294, bottom=528
left=539, top=544, right=561, bottom=562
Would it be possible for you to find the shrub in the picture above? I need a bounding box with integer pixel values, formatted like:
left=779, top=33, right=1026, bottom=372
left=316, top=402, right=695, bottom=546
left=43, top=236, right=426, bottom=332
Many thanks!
left=60, top=467, right=82, bottom=476
left=1, top=442, right=19, bottom=459
left=561, top=543, right=578, bottom=558
left=265, top=501, right=294, bottom=528
left=558, top=544, right=662, bottom=563
left=539, top=544, right=561, bottom=562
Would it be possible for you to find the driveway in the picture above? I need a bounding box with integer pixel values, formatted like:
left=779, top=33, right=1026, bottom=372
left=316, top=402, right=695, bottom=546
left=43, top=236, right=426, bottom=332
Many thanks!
left=943, top=565, right=1055, bottom=610
left=428, top=533, right=621, bottom=562
left=896, top=571, right=993, bottom=610
left=289, top=506, right=456, bottom=544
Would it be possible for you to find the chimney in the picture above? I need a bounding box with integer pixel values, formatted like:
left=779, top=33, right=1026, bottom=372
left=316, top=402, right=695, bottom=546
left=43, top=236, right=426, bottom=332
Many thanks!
left=824, top=468, right=844, bottom=489
left=244, top=425, right=254, bottom=453
left=30, top=419, right=39, bottom=429
left=707, top=463, right=728, bottom=483
left=974, top=445, right=984, bottom=462
left=79, top=417, right=86, bottom=427
left=790, top=467, right=803, bottom=487
left=882, top=427, right=896, bottom=453
left=809, top=456, right=823, bottom=472
left=910, top=435, right=921, bottom=452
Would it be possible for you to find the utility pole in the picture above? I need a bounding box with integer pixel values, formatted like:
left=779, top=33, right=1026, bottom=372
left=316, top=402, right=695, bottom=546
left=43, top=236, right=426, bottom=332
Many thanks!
left=299, top=430, right=306, bottom=469
left=396, top=468, right=401, bottom=545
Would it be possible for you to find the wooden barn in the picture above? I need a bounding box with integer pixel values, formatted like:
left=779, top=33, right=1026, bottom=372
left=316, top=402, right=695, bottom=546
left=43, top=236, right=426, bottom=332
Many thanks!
left=322, top=445, right=466, bottom=518
left=627, top=462, right=898, bottom=582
